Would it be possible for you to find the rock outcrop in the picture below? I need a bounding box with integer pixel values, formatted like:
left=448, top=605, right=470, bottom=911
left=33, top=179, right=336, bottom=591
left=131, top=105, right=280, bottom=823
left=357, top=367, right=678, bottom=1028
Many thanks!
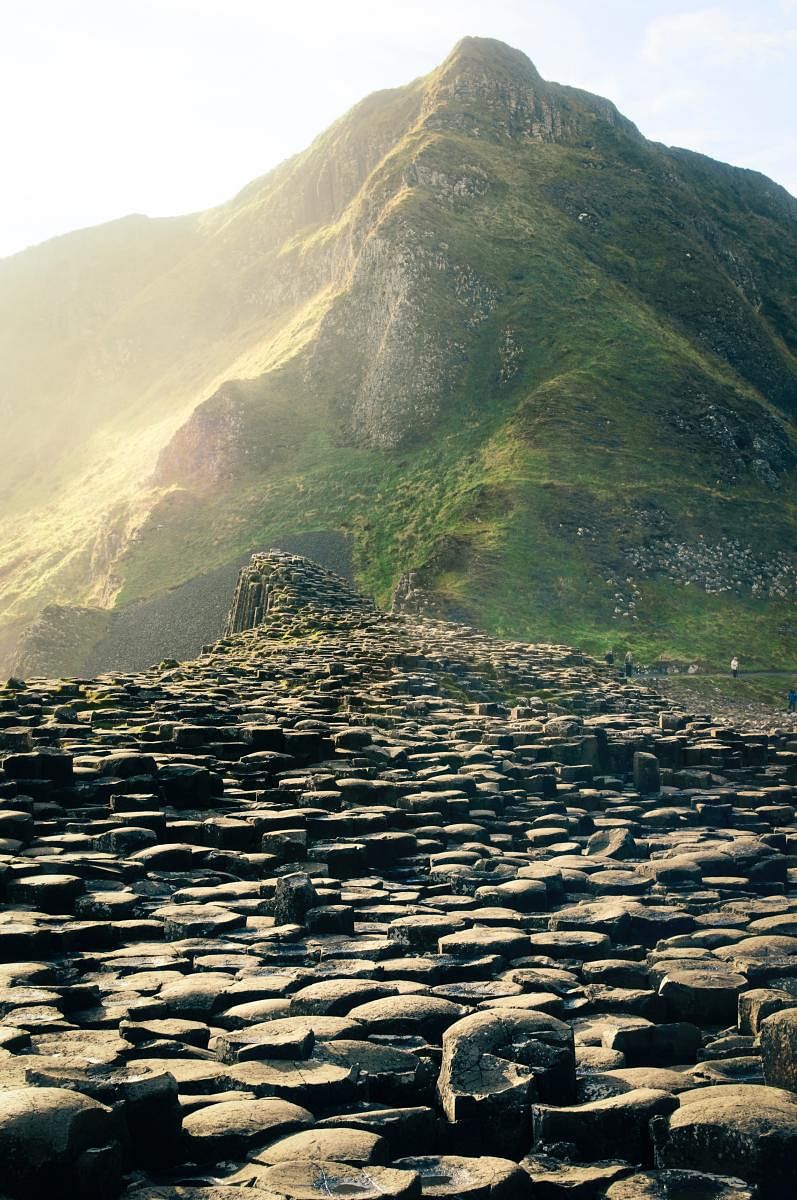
left=224, top=550, right=373, bottom=636
left=11, top=536, right=354, bottom=678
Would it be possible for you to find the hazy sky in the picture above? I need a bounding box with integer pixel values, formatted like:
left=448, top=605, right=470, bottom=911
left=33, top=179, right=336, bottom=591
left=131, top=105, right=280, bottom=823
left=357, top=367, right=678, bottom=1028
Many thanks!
left=2, top=0, right=796, bottom=258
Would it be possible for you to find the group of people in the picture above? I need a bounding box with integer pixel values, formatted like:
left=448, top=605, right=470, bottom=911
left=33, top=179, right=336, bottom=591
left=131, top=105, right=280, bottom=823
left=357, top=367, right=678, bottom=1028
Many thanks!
left=730, top=659, right=797, bottom=715
left=605, top=649, right=796, bottom=713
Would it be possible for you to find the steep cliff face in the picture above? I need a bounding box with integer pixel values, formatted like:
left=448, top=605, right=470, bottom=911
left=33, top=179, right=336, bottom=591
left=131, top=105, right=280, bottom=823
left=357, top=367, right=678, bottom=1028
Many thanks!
left=3, top=37, right=797, bottom=674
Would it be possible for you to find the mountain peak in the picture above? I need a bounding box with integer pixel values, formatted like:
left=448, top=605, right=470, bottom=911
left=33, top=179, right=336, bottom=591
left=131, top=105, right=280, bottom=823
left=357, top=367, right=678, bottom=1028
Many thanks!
left=440, top=36, right=544, bottom=85
left=419, top=36, right=645, bottom=148
left=421, top=35, right=558, bottom=143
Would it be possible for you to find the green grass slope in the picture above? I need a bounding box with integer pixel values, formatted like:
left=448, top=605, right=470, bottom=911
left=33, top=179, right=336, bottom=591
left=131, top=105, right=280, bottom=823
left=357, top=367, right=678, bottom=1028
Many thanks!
left=3, top=37, right=797, bottom=674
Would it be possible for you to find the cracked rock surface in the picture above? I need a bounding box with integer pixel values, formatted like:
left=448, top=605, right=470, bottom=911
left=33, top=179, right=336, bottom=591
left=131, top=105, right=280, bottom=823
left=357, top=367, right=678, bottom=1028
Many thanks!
left=1, top=552, right=796, bottom=1198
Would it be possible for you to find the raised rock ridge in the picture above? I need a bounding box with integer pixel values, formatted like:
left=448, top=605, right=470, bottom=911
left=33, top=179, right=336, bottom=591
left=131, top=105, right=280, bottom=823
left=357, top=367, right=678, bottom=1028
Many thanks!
left=10, top=535, right=355, bottom=679
left=224, top=550, right=374, bottom=637
left=0, top=554, right=796, bottom=1197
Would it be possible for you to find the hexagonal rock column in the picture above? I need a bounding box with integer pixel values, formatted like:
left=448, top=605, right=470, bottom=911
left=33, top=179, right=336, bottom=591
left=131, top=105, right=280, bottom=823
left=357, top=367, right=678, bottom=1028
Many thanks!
left=651, top=1084, right=797, bottom=1196
left=0, top=1086, right=122, bottom=1199
left=633, top=751, right=661, bottom=794
left=437, top=1009, right=575, bottom=1156
left=760, top=1008, right=797, bottom=1091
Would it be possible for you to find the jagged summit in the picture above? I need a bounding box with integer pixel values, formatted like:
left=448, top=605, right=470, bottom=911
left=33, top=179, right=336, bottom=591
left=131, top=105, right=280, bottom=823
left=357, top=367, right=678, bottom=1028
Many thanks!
left=436, top=35, right=545, bottom=87
left=423, top=36, right=557, bottom=142
left=422, top=35, right=635, bottom=144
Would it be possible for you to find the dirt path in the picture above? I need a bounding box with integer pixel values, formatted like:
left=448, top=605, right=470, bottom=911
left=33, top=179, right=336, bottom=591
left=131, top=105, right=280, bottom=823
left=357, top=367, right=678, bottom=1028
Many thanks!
left=648, top=671, right=797, bottom=732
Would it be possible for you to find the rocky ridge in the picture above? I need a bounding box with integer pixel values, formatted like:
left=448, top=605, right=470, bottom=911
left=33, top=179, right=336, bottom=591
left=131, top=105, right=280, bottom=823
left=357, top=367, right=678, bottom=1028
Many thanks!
left=224, top=551, right=373, bottom=637
left=0, top=553, right=796, bottom=1197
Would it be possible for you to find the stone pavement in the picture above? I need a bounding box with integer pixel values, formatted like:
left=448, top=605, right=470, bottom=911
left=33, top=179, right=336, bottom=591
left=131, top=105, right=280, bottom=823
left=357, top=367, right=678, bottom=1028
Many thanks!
left=1, top=553, right=796, bottom=1198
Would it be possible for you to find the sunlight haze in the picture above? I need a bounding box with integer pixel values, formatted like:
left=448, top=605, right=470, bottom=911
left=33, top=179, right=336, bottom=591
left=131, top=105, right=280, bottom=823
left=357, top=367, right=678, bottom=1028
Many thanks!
left=1, top=0, right=796, bottom=258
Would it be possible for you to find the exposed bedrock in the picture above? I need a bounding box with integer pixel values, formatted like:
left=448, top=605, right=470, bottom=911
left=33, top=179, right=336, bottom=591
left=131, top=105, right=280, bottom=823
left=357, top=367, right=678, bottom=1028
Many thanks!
left=0, top=553, right=796, bottom=1197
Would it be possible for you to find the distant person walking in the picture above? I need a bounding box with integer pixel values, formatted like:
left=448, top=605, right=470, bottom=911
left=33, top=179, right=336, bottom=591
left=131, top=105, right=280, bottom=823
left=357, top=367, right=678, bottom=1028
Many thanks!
left=730, top=656, right=740, bottom=679
left=605, top=650, right=614, bottom=667
left=788, top=687, right=797, bottom=713
left=624, top=651, right=634, bottom=678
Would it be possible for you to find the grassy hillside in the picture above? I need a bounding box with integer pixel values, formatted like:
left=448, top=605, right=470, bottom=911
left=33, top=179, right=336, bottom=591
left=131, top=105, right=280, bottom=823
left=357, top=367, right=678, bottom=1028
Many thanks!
left=3, top=37, right=797, bottom=675
left=0, top=71, right=429, bottom=638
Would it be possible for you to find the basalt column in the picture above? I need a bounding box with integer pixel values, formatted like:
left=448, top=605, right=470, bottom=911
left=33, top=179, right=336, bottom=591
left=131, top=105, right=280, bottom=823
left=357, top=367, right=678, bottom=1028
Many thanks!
left=224, top=549, right=374, bottom=635
left=224, top=562, right=271, bottom=636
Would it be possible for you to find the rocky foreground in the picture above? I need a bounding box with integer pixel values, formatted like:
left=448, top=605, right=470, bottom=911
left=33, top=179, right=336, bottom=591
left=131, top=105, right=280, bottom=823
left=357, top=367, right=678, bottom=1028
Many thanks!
left=1, top=553, right=797, bottom=1199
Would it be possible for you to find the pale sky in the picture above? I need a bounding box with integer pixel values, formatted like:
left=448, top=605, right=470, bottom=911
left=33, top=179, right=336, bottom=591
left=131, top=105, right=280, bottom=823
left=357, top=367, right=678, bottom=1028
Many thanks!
left=1, top=0, right=796, bottom=259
